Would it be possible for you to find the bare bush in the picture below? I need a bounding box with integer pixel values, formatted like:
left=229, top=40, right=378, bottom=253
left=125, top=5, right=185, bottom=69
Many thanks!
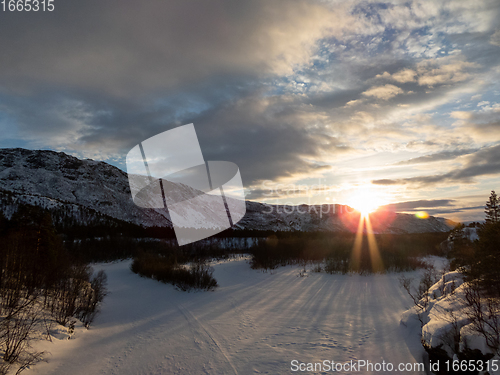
left=78, top=270, right=107, bottom=328
left=0, top=297, right=45, bottom=374
left=399, top=263, right=440, bottom=328
left=131, top=253, right=217, bottom=291
left=463, top=281, right=500, bottom=356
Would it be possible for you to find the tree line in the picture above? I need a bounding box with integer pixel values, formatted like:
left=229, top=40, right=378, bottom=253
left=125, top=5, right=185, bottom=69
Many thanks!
left=249, top=231, right=448, bottom=274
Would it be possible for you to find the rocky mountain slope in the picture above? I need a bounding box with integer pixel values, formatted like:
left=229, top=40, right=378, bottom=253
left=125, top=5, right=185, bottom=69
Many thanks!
left=0, top=148, right=455, bottom=233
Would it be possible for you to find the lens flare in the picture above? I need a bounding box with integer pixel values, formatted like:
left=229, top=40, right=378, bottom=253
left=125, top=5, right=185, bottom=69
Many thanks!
left=415, top=211, right=429, bottom=219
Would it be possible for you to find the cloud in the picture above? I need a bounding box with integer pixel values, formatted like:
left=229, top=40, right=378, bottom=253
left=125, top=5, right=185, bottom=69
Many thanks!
left=0, top=0, right=351, bottom=96
left=374, top=57, right=481, bottom=89
left=344, top=99, right=362, bottom=107
left=394, top=148, right=478, bottom=165
left=453, top=105, right=500, bottom=142
left=382, top=199, right=456, bottom=211
left=416, top=59, right=477, bottom=87
left=491, top=29, right=500, bottom=46
left=373, top=144, right=500, bottom=187
left=426, top=205, right=484, bottom=215
left=26, top=90, right=354, bottom=187
left=392, top=69, right=418, bottom=83
left=361, top=84, right=404, bottom=100
left=450, top=111, right=473, bottom=119
left=376, top=69, right=417, bottom=83
left=186, top=94, right=355, bottom=185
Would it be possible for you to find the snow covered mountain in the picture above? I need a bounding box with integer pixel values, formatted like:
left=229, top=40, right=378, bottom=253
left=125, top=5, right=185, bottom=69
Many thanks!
left=0, top=148, right=172, bottom=228
left=0, top=148, right=454, bottom=233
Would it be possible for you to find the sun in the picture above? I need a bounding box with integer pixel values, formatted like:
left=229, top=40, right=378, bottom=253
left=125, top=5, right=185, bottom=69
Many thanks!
left=345, top=188, right=388, bottom=216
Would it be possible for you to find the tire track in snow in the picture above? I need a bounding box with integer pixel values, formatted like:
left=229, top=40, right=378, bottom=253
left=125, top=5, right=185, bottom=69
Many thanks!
left=178, top=305, right=238, bottom=375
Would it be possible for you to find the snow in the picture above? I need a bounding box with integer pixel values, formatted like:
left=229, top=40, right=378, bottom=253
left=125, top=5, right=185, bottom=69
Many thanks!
left=28, top=259, right=429, bottom=375
left=442, top=226, right=480, bottom=253
left=463, top=227, right=479, bottom=242
left=400, top=271, right=500, bottom=374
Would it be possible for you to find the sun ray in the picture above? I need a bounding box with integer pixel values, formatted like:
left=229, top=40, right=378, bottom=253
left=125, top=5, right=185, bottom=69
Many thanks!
left=364, top=214, right=384, bottom=273
left=350, top=214, right=365, bottom=272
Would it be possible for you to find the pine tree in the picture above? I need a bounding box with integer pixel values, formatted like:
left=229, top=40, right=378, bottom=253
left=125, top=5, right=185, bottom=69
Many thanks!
left=485, top=190, right=500, bottom=224
left=466, top=191, right=500, bottom=296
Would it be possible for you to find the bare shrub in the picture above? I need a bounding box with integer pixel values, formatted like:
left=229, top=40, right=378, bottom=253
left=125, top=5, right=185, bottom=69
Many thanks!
left=399, top=262, right=440, bottom=328
left=0, top=297, right=45, bottom=374
left=131, top=253, right=217, bottom=291
left=463, top=281, right=500, bottom=356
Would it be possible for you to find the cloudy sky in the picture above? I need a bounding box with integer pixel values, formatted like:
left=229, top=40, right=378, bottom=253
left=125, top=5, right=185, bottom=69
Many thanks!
left=1, top=0, right=499, bottom=221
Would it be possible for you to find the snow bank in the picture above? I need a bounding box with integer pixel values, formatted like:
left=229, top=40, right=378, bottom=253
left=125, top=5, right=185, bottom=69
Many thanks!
left=401, top=271, right=500, bottom=373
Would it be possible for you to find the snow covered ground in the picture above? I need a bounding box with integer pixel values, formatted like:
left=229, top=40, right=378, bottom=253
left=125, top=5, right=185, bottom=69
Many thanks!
left=401, top=270, right=500, bottom=375
left=28, top=259, right=431, bottom=375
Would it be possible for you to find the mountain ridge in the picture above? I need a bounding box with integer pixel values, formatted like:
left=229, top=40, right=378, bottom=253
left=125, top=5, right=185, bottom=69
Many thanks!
left=0, top=148, right=455, bottom=234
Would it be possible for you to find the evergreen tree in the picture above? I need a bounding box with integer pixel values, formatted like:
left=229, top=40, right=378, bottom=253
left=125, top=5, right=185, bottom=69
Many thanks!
left=465, top=191, right=500, bottom=296
left=471, top=222, right=500, bottom=296
left=485, top=190, right=500, bottom=224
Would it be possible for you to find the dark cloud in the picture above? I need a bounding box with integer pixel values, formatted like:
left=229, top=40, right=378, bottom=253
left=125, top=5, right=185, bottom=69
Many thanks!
left=1, top=87, right=351, bottom=187
left=0, top=0, right=358, bottom=186
left=373, top=144, right=500, bottom=186
left=381, top=199, right=456, bottom=211
left=0, top=0, right=340, bottom=96
left=424, top=205, right=485, bottom=215
left=187, top=94, right=352, bottom=185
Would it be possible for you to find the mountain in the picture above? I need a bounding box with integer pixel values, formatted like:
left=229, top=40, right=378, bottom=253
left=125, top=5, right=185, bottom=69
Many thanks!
left=0, top=148, right=455, bottom=234
left=0, top=148, right=171, bottom=228
left=234, top=201, right=454, bottom=233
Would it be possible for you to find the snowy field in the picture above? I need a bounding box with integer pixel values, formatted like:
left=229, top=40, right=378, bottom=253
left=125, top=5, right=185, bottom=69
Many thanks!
left=28, top=258, right=430, bottom=375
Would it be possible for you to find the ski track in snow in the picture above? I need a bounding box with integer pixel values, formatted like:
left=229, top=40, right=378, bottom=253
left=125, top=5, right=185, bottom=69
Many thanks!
left=29, top=259, right=427, bottom=375
left=177, top=305, right=239, bottom=375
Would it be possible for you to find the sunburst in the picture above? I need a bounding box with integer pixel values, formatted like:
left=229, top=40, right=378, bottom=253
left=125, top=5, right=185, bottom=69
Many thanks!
left=345, top=187, right=388, bottom=216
